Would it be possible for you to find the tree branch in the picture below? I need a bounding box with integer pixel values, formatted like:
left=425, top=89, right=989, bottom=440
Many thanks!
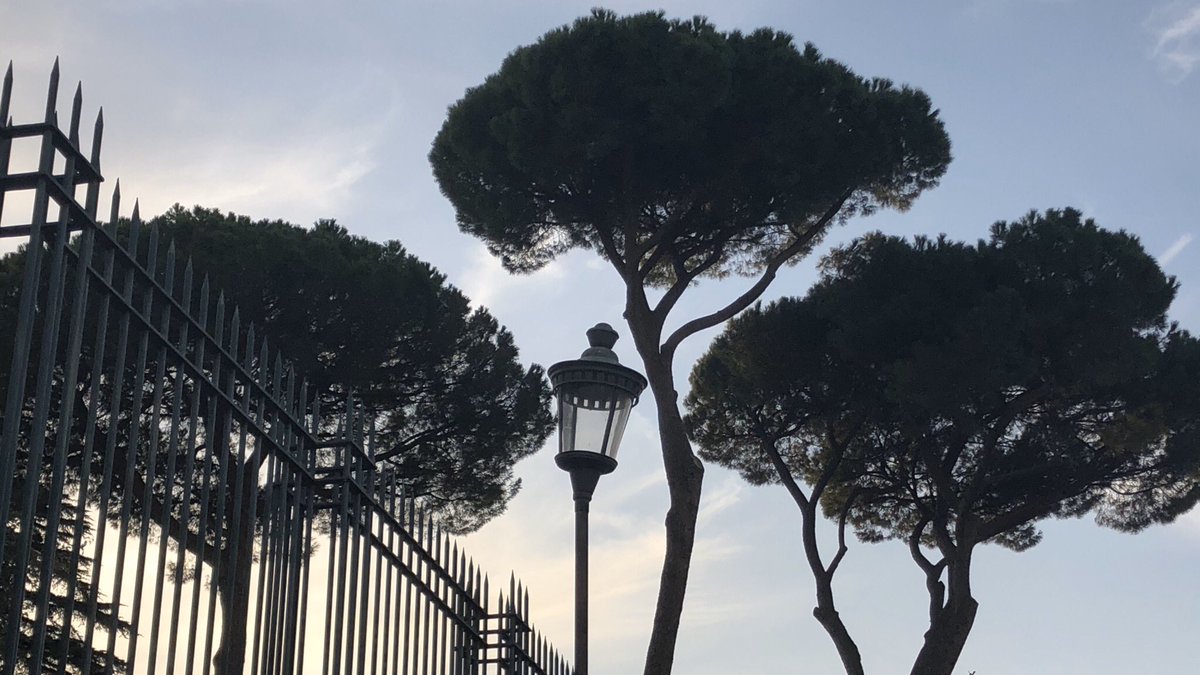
left=760, top=438, right=811, bottom=510
left=596, top=223, right=635, bottom=284
left=825, top=487, right=862, bottom=577
left=375, top=422, right=457, bottom=462
left=909, top=517, right=949, bottom=621
left=651, top=245, right=727, bottom=322
left=660, top=190, right=853, bottom=359
left=908, top=517, right=938, bottom=575
left=961, top=383, right=1050, bottom=506
left=975, top=496, right=1061, bottom=543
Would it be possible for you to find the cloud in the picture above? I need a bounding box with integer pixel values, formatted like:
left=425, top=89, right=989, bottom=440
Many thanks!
left=1159, top=233, right=1194, bottom=265
left=1147, top=3, right=1200, bottom=81
left=457, top=243, right=566, bottom=312
left=120, top=134, right=377, bottom=223
left=697, top=476, right=743, bottom=525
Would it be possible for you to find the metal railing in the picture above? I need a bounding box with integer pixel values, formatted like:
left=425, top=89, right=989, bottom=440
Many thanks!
left=0, top=60, right=570, bottom=675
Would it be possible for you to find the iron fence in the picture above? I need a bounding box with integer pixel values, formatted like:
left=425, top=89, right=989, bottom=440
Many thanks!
left=0, top=60, right=569, bottom=675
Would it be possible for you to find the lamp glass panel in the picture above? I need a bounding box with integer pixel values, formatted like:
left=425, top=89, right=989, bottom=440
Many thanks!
left=603, top=398, right=633, bottom=460
left=557, top=379, right=636, bottom=458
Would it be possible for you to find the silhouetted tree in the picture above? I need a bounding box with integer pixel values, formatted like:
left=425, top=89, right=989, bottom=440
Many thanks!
left=686, top=209, right=1200, bottom=675
left=153, top=206, right=554, bottom=529
left=429, top=9, right=951, bottom=672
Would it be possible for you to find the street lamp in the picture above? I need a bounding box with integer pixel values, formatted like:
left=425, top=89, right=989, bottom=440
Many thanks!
left=548, top=323, right=647, bottom=675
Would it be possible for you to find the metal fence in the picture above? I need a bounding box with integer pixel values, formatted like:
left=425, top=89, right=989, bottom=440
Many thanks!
left=0, top=61, right=570, bottom=675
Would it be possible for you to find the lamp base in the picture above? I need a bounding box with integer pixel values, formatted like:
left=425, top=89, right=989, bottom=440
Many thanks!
left=555, top=451, right=618, bottom=501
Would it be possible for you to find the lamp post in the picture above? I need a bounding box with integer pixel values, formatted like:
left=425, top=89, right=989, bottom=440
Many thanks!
left=548, top=323, right=647, bottom=675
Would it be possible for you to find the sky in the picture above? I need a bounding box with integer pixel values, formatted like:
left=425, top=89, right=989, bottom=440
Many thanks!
left=3, top=1, right=1200, bottom=673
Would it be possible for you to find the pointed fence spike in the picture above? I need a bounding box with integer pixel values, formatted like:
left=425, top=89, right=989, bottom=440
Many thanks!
left=200, top=274, right=212, bottom=323
left=45, top=58, right=59, bottom=122
left=195, top=271, right=209, bottom=331
left=162, top=242, right=177, bottom=297
left=106, top=182, right=121, bottom=233
left=0, top=61, right=12, bottom=122
left=271, top=352, right=283, bottom=396
left=145, top=220, right=160, bottom=276
left=126, top=195, right=142, bottom=258
left=285, top=363, right=295, bottom=406
left=297, top=377, right=308, bottom=421
left=69, top=81, right=82, bottom=146
left=258, top=339, right=270, bottom=387
left=245, top=322, right=256, bottom=369
left=90, top=107, right=104, bottom=168
left=228, top=307, right=240, bottom=359
left=181, top=259, right=194, bottom=310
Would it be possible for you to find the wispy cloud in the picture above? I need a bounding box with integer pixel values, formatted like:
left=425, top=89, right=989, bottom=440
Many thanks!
left=458, top=244, right=567, bottom=313
left=697, top=476, right=744, bottom=525
left=1159, top=233, right=1194, bottom=265
left=1147, top=3, right=1200, bottom=81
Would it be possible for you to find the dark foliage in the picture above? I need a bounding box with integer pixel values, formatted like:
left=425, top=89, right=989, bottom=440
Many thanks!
left=686, top=208, right=1200, bottom=674
left=150, top=205, right=554, bottom=529
left=431, top=8, right=951, bottom=283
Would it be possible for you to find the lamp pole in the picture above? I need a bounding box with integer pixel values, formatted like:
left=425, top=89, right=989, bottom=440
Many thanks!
left=548, top=323, right=646, bottom=675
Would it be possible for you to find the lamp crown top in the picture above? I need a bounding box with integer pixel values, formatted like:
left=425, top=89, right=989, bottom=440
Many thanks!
left=581, top=322, right=620, bottom=363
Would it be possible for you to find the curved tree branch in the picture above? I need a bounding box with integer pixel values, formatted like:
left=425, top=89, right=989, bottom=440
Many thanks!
left=661, top=190, right=853, bottom=359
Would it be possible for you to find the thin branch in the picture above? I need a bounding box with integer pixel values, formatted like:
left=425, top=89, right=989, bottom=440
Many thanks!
left=975, top=496, right=1062, bottom=543
left=907, top=517, right=938, bottom=576
left=596, top=222, right=634, bottom=284
left=375, top=422, right=457, bottom=462
left=760, top=438, right=811, bottom=510
left=961, top=383, right=1050, bottom=505
left=812, top=419, right=862, bottom=500
left=825, top=487, right=861, bottom=577
left=651, top=245, right=726, bottom=321
left=660, top=189, right=853, bottom=358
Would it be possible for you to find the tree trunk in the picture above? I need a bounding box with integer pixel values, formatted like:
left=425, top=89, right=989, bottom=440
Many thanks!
left=802, top=503, right=864, bottom=675
left=812, top=604, right=865, bottom=675
left=213, top=491, right=256, bottom=675
left=909, top=553, right=978, bottom=675
left=628, top=323, right=704, bottom=675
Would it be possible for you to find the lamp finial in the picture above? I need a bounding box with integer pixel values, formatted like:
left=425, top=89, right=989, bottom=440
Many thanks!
left=581, top=323, right=620, bottom=363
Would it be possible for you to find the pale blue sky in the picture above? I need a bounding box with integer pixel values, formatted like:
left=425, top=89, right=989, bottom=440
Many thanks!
left=2, top=1, right=1198, bottom=673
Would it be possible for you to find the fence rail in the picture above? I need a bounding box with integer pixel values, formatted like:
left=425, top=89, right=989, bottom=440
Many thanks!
left=0, top=60, right=569, bottom=675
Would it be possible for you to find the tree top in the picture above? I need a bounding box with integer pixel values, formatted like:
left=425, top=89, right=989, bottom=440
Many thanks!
left=431, top=9, right=952, bottom=285
left=688, top=208, right=1200, bottom=548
